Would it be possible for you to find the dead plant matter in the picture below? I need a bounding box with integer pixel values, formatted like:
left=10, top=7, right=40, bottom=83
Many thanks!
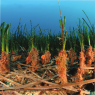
left=41, top=51, right=51, bottom=65
left=56, top=50, right=67, bottom=84
left=0, top=51, right=10, bottom=74
left=26, top=47, right=40, bottom=72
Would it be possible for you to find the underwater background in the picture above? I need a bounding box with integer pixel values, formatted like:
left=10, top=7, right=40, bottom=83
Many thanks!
left=0, top=0, right=95, bottom=36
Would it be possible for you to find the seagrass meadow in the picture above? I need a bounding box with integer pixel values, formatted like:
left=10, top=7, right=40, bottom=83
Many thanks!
left=0, top=1, right=95, bottom=95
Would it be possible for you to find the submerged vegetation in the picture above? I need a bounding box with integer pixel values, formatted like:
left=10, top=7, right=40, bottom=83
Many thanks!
left=0, top=0, right=95, bottom=95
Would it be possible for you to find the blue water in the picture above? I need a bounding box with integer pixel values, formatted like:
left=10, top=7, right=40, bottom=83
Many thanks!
left=0, top=0, right=95, bottom=36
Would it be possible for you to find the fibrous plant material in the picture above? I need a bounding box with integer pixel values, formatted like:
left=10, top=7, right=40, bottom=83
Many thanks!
left=68, top=48, right=77, bottom=64
left=26, top=47, right=39, bottom=72
left=11, top=50, right=22, bottom=61
left=12, top=55, right=22, bottom=62
left=0, top=51, right=10, bottom=74
left=56, top=50, right=67, bottom=84
left=86, top=45, right=94, bottom=67
left=76, top=51, right=86, bottom=88
left=41, top=51, right=51, bottom=65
